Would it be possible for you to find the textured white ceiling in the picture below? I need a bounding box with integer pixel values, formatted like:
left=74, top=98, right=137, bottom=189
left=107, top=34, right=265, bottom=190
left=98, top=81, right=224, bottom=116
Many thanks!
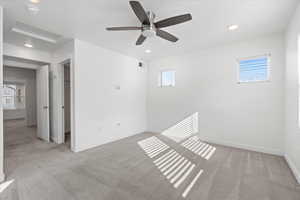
left=0, top=0, right=298, bottom=60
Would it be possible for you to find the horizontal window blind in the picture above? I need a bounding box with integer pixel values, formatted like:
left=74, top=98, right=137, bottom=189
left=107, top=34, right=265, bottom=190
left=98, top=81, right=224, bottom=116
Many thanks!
left=239, top=55, right=270, bottom=83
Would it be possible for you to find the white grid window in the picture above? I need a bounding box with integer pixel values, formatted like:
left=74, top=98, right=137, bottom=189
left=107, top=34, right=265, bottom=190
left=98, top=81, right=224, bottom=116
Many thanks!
left=2, top=84, right=26, bottom=110
left=160, top=70, right=175, bottom=87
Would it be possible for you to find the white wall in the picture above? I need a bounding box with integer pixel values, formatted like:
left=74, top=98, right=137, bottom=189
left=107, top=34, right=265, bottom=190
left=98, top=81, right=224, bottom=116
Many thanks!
left=3, top=66, right=37, bottom=125
left=50, top=41, right=74, bottom=144
left=284, top=3, right=300, bottom=184
left=3, top=109, right=25, bottom=120
left=3, top=43, right=51, bottom=63
left=3, top=59, right=39, bottom=70
left=73, top=39, right=147, bottom=152
left=148, top=33, right=285, bottom=155
left=0, top=6, right=5, bottom=182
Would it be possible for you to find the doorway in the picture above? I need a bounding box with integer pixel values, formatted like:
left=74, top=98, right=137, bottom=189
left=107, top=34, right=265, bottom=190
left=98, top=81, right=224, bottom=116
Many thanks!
left=2, top=57, right=51, bottom=148
left=2, top=60, right=52, bottom=174
left=3, top=63, right=51, bottom=139
left=3, top=66, right=37, bottom=153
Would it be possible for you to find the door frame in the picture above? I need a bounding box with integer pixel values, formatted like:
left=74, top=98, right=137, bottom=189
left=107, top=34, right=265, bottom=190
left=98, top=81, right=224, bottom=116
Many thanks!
left=57, top=57, right=75, bottom=151
left=2, top=57, right=51, bottom=182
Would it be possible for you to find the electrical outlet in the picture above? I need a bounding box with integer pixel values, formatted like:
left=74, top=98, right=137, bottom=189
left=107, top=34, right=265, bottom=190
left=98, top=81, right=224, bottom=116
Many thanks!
left=116, top=123, right=121, bottom=126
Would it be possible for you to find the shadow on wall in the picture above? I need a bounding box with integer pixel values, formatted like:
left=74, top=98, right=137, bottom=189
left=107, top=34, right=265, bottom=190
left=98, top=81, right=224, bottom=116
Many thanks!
left=161, top=112, right=199, bottom=143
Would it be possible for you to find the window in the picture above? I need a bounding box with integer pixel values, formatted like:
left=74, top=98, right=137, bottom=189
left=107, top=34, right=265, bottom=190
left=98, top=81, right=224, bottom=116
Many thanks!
left=2, top=84, right=25, bottom=110
left=160, top=70, right=175, bottom=87
left=238, top=55, right=270, bottom=83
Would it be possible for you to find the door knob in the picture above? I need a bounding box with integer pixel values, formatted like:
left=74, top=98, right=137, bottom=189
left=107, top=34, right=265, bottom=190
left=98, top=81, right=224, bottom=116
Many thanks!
left=43, top=106, right=48, bottom=109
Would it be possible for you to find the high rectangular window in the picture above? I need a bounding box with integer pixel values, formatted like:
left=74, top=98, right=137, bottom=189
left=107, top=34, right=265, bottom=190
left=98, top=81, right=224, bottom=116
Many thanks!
left=238, top=55, right=270, bottom=83
left=160, top=70, right=175, bottom=87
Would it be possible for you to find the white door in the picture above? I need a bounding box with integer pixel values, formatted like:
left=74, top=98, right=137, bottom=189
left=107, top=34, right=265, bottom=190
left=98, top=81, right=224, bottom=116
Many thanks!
left=36, top=65, right=50, bottom=142
left=61, top=66, right=65, bottom=143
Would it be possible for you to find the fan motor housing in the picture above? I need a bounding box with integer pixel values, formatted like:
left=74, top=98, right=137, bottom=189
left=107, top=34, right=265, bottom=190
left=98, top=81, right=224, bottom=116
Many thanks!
left=142, top=11, right=156, bottom=37
left=142, top=26, right=156, bottom=37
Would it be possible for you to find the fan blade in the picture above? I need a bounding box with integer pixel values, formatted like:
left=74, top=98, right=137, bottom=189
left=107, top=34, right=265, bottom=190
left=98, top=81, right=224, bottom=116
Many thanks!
left=156, top=29, right=178, bottom=42
left=106, top=27, right=142, bottom=31
left=155, top=14, right=192, bottom=28
left=136, top=34, right=146, bottom=45
left=129, top=1, right=150, bottom=25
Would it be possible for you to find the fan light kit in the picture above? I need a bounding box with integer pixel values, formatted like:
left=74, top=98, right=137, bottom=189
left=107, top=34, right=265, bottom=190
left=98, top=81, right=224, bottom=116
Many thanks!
left=106, top=1, right=192, bottom=45
left=145, top=49, right=151, bottom=53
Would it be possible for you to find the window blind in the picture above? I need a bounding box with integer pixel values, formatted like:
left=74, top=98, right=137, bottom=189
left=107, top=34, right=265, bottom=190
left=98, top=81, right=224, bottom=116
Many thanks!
left=239, top=55, right=270, bottom=83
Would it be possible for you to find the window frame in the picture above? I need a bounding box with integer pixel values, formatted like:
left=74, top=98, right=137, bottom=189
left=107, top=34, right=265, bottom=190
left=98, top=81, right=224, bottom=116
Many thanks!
left=159, top=70, right=176, bottom=87
left=237, top=54, right=271, bottom=84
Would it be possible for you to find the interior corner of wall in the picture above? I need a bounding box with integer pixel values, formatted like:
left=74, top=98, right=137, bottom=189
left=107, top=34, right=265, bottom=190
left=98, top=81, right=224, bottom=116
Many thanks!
left=284, top=153, right=300, bottom=184
left=0, top=172, right=5, bottom=183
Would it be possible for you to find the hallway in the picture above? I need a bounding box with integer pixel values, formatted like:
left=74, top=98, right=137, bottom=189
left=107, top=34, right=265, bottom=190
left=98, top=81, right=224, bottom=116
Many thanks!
left=4, top=119, right=68, bottom=177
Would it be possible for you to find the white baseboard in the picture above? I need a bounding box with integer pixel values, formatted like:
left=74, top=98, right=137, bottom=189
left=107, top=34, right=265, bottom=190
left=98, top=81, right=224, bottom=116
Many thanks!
left=73, top=131, right=149, bottom=153
left=285, top=154, right=300, bottom=184
left=0, top=172, right=5, bottom=183
left=51, top=136, right=59, bottom=144
left=202, top=137, right=283, bottom=156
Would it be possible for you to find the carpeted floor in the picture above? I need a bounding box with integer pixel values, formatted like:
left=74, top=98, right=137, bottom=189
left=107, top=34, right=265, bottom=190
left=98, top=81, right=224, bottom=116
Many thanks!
left=1, top=119, right=300, bottom=200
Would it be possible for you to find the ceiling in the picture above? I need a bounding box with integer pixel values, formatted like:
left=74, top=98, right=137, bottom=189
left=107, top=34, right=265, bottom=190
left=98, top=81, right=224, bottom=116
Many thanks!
left=0, top=0, right=298, bottom=60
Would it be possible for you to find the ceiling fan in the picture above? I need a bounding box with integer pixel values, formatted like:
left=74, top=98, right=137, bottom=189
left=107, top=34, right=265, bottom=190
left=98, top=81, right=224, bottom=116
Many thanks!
left=106, top=1, right=192, bottom=45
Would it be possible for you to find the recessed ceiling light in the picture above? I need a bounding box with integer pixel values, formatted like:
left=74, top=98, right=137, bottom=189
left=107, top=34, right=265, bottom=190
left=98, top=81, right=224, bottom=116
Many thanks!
left=24, top=42, right=33, bottom=48
left=30, top=0, right=40, bottom=3
left=228, top=24, right=239, bottom=31
left=27, top=4, right=40, bottom=15
left=145, top=49, right=151, bottom=53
